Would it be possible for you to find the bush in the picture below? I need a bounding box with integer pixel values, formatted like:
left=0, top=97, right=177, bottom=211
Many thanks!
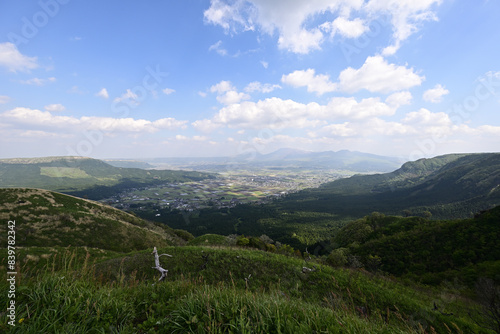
left=174, top=229, right=195, bottom=241
left=236, top=236, right=250, bottom=247
left=327, top=248, right=349, bottom=267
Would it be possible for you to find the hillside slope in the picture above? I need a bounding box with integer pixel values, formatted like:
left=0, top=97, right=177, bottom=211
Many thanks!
left=0, top=244, right=491, bottom=333
left=332, top=206, right=500, bottom=286
left=0, top=156, right=214, bottom=198
left=0, top=188, right=185, bottom=252
left=281, top=152, right=500, bottom=218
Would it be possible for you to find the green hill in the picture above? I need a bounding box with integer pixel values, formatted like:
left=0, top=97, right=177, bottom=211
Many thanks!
left=0, top=156, right=214, bottom=199
left=331, top=206, right=500, bottom=286
left=275, top=152, right=500, bottom=218
left=0, top=188, right=186, bottom=252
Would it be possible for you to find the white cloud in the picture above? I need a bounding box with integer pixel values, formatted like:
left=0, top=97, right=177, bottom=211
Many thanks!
left=423, top=84, right=449, bottom=103
left=210, top=80, right=234, bottom=94
left=281, top=69, right=337, bottom=95
left=213, top=97, right=324, bottom=129
left=0, top=42, right=38, bottom=72
left=277, top=28, right=324, bottom=54
left=210, top=80, right=250, bottom=104
left=313, top=122, right=358, bottom=137
left=162, top=88, right=176, bottom=95
left=19, top=130, right=73, bottom=139
left=203, top=0, right=254, bottom=32
left=244, top=81, right=281, bottom=93
left=260, top=61, right=269, bottom=69
left=321, top=17, right=367, bottom=38
left=204, top=0, right=443, bottom=55
left=114, top=89, right=140, bottom=106
left=385, top=91, right=413, bottom=108
left=96, top=88, right=109, bottom=99
left=322, top=96, right=397, bottom=120
left=365, top=0, right=442, bottom=55
left=175, top=135, right=188, bottom=141
left=20, top=77, right=56, bottom=86
left=208, top=40, right=228, bottom=56
left=338, top=55, right=424, bottom=93
left=1, top=107, right=188, bottom=133
left=0, top=95, right=10, bottom=104
left=204, top=0, right=363, bottom=54
left=207, top=95, right=399, bottom=130
left=192, top=119, right=222, bottom=133
left=217, top=90, right=250, bottom=105
left=44, top=104, right=66, bottom=112
left=402, top=108, right=450, bottom=127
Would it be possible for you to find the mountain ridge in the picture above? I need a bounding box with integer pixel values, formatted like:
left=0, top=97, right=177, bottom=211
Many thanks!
left=0, top=156, right=214, bottom=196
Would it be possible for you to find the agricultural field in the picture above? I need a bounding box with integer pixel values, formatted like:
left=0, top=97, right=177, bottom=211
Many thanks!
left=99, top=169, right=349, bottom=212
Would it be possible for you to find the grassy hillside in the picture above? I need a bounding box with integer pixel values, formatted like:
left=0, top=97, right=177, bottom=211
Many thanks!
left=0, top=188, right=185, bottom=252
left=0, top=245, right=492, bottom=333
left=0, top=156, right=214, bottom=199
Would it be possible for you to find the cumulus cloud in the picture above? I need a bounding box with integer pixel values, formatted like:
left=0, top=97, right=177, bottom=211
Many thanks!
left=0, top=42, right=38, bottom=72
left=96, top=88, right=109, bottom=99
left=312, top=122, right=358, bottom=138
left=338, top=55, right=424, bottom=93
left=321, top=17, right=367, bottom=38
left=385, top=91, right=413, bottom=108
left=218, top=90, right=250, bottom=105
left=203, top=0, right=443, bottom=55
left=1, top=107, right=188, bottom=133
left=210, top=80, right=250, bottom=104
left=44, top=104, right=66, bottom=112
left=423, top=84, right=449, bottom=103
left=203, top=0, right=254, bottom=32
left=192, top=119, right=222, bottom=133
left=210, top=80, right=234, bottom=94
left=212, top=98, right=324, bottom=129
left=205, top=95, right=400, bottom=130
left=282, top=69, right=337, bottom=95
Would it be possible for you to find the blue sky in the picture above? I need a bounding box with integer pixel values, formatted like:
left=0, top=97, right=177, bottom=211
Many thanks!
left=1, top=0, right=499, bottom=160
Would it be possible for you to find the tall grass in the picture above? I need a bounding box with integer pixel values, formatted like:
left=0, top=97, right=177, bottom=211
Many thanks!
left=0, top=246, right=492, bottom=333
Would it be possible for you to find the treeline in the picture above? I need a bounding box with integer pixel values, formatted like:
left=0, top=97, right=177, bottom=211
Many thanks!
left=327, top=206, right=500, bottom=287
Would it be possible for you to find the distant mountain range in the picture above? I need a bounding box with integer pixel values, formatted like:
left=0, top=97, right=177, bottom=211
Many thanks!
left=145, top=148, right=404, bottom=172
